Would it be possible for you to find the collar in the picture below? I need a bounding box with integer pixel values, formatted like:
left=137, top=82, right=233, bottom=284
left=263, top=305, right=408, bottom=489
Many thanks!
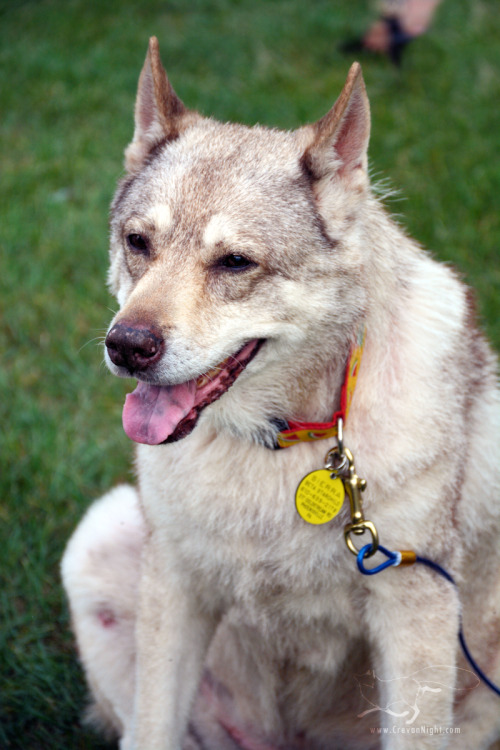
left=275, top=326, right=366, bottom=449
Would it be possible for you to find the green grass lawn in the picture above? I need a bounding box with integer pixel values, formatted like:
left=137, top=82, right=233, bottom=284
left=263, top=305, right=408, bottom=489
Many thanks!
left=1, top=0, right=499, bottom=747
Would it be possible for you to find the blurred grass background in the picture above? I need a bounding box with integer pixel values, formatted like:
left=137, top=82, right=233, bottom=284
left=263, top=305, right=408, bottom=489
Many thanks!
left=1, top=0, right=499, bottom=747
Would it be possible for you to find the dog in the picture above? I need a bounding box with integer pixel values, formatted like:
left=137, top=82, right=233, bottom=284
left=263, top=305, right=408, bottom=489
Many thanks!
left=61, top=36, right=500, bottom=750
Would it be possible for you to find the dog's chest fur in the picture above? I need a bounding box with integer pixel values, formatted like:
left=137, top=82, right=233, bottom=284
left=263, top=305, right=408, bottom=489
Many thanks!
left=137, top=432, right=362, bottom=618
left=135, top=372, right=465, bottom=632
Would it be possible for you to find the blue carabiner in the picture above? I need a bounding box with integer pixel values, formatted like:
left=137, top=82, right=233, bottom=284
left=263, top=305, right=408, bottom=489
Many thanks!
left=356, top=544, right=401, bottom=575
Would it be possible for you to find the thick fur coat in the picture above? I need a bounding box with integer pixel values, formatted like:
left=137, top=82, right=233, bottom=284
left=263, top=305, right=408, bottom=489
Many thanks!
left=62, top=37, right=500, bottom=750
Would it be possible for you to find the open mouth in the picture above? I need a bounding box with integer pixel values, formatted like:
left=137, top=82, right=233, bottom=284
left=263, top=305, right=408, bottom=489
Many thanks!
left=122, top=339, right=264, bottom=445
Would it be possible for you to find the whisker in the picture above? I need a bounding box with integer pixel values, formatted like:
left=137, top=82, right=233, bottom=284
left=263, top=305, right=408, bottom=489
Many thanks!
left=78, top=334, right=107, bottom=355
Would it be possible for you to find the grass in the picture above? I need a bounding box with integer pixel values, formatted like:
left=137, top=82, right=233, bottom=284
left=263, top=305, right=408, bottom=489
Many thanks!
left=1, top=0, right=499, bottom=746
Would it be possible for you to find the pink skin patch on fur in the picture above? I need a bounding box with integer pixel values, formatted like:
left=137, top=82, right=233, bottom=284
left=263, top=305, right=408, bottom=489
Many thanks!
left=220, top=721, right=279, bottom=750
left=97, top=609, right=117, bottom=628
left=122, top=339, right=262, bottom=445
left=198, top=671, right=280, bottom=750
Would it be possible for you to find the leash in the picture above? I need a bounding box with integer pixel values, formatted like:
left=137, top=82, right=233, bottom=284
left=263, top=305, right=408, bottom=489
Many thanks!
left=294, top=417, right=500, bottom=697
left=356, top=544, right=500, bottom=697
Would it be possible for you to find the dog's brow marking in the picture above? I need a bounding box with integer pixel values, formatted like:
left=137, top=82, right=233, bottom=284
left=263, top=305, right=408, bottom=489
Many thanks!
left=147, top=204, right=173, bottom=233
left=203, top=213, right=238, bottom=248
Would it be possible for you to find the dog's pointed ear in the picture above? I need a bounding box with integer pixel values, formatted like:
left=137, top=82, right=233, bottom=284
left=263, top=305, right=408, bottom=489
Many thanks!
left=125, top=37, right=197, bottom=173
left=302, top=63, right=370, bottom=182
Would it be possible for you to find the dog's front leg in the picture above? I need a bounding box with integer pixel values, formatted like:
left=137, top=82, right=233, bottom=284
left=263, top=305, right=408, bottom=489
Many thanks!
left=367, top=570, right=460, bottom=749
left=132, top=535, right=217, bottom=750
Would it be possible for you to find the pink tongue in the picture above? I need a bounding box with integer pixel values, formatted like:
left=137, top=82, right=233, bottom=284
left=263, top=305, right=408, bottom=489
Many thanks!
left=122, top=380, right=197, bottom=445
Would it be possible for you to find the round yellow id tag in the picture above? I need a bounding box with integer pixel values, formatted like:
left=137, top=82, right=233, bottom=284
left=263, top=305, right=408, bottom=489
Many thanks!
left=295, top=470, right=345, bottom=525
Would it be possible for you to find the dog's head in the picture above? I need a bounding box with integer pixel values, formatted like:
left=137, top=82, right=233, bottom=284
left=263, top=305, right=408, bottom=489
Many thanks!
left=105, top=37, right=371, bottom=447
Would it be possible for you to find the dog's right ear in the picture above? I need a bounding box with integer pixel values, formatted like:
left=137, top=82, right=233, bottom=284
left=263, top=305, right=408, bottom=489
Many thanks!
left=301, top=62, right=370, bottom=185
left=124, top=37, right=198, bottom=173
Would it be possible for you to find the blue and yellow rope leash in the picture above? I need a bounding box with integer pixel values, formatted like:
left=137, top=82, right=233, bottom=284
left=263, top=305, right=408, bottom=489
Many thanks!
left=356, top=543, right=500, bottom=697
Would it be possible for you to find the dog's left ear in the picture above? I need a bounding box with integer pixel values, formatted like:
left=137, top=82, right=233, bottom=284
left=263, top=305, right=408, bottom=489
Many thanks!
left=124, top=37, right=199, bottom=173
left=301, top=62, right=370, bottom=183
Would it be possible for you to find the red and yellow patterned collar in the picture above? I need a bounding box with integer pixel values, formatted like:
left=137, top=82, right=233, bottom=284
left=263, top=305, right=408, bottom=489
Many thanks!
left=276, top=327, right=366, bottom=449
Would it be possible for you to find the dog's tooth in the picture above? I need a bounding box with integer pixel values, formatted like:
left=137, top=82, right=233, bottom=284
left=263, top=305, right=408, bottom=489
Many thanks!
left=196, top=374, right=210, bottom=388
left=196, top=357, right=231, bottom=388
left=197, top=367, right=219, bottom=387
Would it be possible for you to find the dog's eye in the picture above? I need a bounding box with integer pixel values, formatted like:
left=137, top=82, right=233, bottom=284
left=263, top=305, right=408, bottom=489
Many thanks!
left=127, top=233, right=149, bottom=256
left=217, top=254, right=256, bottom=271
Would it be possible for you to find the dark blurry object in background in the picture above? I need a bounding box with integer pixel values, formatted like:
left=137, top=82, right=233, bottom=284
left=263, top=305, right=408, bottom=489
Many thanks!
left=342, top=0, right=443, bottom=65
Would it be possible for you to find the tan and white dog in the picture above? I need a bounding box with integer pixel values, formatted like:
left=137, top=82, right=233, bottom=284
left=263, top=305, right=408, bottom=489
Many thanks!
left=62, top=37, right=500, bottom=750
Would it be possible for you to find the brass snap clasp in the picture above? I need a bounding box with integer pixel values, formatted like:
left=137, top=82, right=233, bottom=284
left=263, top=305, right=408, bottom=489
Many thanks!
left=344, top=520, right=379, bottom=557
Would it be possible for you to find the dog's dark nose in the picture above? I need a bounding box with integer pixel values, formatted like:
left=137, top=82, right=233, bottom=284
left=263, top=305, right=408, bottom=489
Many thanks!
left=105, top=322, right=164, bottom=372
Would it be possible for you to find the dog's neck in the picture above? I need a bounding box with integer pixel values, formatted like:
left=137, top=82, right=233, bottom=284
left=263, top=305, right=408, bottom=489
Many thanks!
left=273, top=326, right=365, bottom=449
